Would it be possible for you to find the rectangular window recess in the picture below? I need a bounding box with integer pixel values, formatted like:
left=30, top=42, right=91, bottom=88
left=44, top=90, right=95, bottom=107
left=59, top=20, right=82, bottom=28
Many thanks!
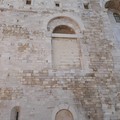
left=55, top=2, right=60, bottom=7
left=84, top=3, right=89, bottom=9
left=26, top=0, right=31, bottom=5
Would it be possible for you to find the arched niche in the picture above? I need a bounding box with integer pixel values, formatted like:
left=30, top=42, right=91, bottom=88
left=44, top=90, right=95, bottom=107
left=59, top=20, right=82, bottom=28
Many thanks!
left=10, top=106, right=20, bottom=120
left=45, top=12, right=85, bottom=34
left=52, top=104, right=78, bottom=120
left=55, top=109, right=74, bottom=120
left=48, top=16, right=82, bottom=69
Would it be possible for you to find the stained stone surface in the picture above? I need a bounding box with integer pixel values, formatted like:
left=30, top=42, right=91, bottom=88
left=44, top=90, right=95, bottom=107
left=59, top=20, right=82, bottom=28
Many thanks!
left=0, top=0, right=120, bottom=120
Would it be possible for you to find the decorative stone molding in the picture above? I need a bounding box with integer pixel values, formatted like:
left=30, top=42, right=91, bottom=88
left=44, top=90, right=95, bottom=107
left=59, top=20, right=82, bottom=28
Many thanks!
left=45, top=13, right=85, bottom=34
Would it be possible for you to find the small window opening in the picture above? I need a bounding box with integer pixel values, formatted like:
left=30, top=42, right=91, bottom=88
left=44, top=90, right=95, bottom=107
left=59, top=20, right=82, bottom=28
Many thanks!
left=16, top=112, right=19, bottom=120
left=84, top=3, right=89, bottom=9
left=10, top=106, right=20, bottom=120
left=113, top=13, right=120, bottom=23
left=55, top=2, right=60, bottom=7
left=26, top=0, right=31, bottom=5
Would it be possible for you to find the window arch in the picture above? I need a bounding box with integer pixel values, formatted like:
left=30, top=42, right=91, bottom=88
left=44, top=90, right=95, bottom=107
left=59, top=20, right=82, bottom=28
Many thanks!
left=47, top=16, right=81, bottom=34
left=46, top=15, right=91, bottom=71
left=10, top=106, right=20, bottom=120
left=48, top=17, right=81, bottom=69
left=55, top=109, right=74, bottom=120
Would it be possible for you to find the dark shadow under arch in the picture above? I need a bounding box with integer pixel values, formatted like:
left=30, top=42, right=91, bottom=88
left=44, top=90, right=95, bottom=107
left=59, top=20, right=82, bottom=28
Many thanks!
left=53, top=25, right=75, bottom=34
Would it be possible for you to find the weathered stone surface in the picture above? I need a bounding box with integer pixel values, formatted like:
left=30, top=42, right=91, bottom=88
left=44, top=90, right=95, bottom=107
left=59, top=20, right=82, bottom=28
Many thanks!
left=0, top=0, right=120, bottom=120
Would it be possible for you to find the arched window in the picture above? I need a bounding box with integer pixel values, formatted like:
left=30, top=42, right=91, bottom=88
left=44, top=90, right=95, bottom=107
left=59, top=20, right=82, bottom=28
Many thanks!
left=51, top=24, right=81, bottom=68
left=113, top=13, right=120, bottom=23
left=47, top=16, right=83, bottom=69
left=10, top=106, right=20, bottom=120
left=55, top=109, right=74, bottom=120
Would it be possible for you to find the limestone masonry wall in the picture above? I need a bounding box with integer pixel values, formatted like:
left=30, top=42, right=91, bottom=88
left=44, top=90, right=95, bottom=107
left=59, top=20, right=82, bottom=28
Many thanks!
left=0, top=0, right=120, bottom=120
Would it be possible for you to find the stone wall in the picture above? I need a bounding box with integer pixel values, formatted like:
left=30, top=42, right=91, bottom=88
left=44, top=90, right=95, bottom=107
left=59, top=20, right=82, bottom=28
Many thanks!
left=0, top=0, right=119, bottom=120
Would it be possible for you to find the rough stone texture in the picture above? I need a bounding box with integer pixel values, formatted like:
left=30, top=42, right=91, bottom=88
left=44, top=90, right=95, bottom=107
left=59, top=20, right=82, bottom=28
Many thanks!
left=0, top=0, right=120, bottom=120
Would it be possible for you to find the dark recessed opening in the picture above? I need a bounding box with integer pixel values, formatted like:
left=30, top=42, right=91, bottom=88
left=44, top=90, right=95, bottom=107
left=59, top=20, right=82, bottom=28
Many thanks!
left=84, top=3, right=89, bottom=9
left=26, top=0, right=31, bottom=5
left=53, top=25, right=75, bottom=34
left=113, top=13, right=120, bottom=23
left=16, top=112, right=19, bottom=120
left=55, top=3, right=60, bottom=7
